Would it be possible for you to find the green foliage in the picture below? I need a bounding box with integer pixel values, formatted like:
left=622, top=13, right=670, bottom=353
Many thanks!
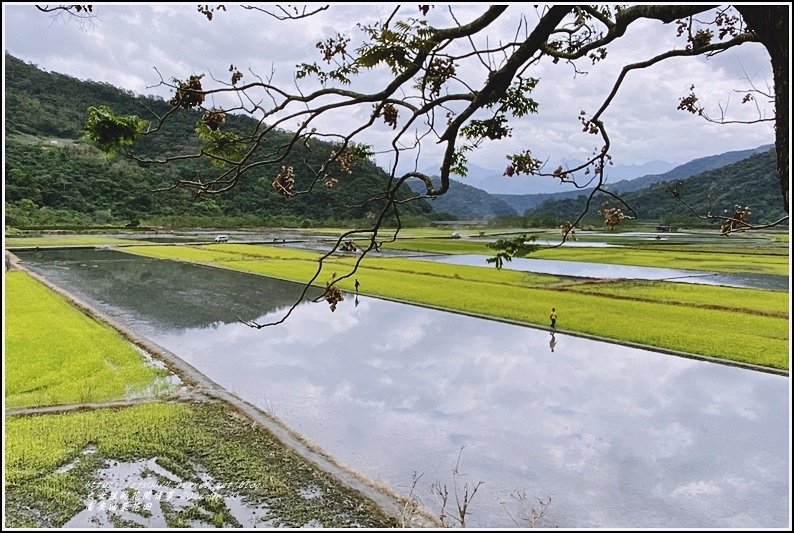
left=460, top=115, right=511, bottom=141
left=490, top=77, right=540, bottom=118
left=195, top=122, right=246, bottom=164
left=356, top=17, right=434, bottom=75
left=486, top=234, right=540, bottom=269
left=169, top=74, right=205, bottom=108
left=5, top=199, right=94, bottom=228
left=4, top=135, right=169, bottom=227
left=84, top=105, right=148, bottom=154
left=449, top=145, right=472, bottom=177
left=296, top=61, right=359, bottom=85
left=503, top=150, right=543, bottom=177
left=296, top=31, right=359, bottom=84
left=5, top=271, right=172, bottom=408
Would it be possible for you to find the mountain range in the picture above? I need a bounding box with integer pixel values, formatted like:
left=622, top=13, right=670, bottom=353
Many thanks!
left=411, top=143, right=778, bottom=222
left=435, top=159, right=677, bottom=195
left=527, top=148, right=785, bottom=226
left=496, top=143, right=774, bottom=216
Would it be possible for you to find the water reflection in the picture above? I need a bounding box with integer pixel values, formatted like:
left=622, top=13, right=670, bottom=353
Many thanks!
left=418, top=254, right=789, bottom=290
left=18, top=249, right=319, bottom=330
left=15, top=250, right=789, bottom=528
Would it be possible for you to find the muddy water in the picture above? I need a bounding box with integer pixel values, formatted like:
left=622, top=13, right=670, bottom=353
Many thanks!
left=17, top=249, right=789, bottom=528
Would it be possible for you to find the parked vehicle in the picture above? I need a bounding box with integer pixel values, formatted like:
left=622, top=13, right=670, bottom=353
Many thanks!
left=214, top=234, right=229, bottom=243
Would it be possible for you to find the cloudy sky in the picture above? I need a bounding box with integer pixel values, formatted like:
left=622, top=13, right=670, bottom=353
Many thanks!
left=3, top=3, right=776, bottom=194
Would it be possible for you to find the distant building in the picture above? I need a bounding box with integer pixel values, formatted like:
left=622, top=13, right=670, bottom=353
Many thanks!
left=656, top=224, right=677, bottom=232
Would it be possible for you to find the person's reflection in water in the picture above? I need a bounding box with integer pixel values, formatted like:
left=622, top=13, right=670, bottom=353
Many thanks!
left=549, top=331, right=557, bottom=353
left=355, top=295, right=360, bottom=307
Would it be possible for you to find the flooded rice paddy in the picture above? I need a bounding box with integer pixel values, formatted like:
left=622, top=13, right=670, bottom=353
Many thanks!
left=418, top=254, right=789, bottom=290
left=16, top=249, right=789, bottom=528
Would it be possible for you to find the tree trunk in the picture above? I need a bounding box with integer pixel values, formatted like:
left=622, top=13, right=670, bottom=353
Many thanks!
left=737, top=5, right=789, bottom=211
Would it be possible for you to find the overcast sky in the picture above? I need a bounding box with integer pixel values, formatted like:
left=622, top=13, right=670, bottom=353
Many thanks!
left=3, top=3, right=777, bottom=194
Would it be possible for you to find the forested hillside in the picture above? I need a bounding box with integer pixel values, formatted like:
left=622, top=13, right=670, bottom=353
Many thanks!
left=495, top=143, right=774, bottom=215
left=4, top=53, right=431, bottom=227
left=525, top=149, right=786, bottom=227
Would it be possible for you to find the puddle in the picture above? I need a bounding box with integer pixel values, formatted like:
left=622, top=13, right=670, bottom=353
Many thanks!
left=63, top=458, right=276, bottom=528
left=56, top=445, right=98, bottom=474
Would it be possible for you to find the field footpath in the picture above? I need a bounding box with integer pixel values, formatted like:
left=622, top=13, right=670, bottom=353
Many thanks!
left=5, top=392, right=205, bottom=417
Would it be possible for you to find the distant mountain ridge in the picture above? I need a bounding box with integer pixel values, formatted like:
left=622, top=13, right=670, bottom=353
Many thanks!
left=496, top=143, right=774, bottom=215
left=600, top=144, right=774, bottom=194
left=407, top=144, right=779, bottom=222
left=526, top=148, right=785, bottom=225
left=406, top=177, right=518, bottom=219
left=4, top=53, right=779, bottom=227
left=428, top=160, right=678, bottom=195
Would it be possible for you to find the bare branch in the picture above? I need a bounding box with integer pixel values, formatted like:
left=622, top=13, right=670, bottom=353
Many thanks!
left=241, top=4, right=329, bottom=20
left=594, top=33, right=757, bottom=123
left=543, top=5, right=720, bottom=61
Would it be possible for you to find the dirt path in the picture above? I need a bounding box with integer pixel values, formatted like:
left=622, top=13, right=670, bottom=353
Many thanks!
left=5, top=391, right=206, bottom=417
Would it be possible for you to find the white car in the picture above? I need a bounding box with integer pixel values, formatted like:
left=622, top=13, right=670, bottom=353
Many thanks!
left=214, top=234, right=229, bottom=243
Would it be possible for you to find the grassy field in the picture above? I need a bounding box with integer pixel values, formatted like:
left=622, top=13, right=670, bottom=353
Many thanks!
left=5, top=271, right=172, bottom=408
left=5, top=402, right=395, bottom=528
left=5, top=235, right=146, bottom=247
left=122, top=244, right=790, bottom=369
left=376, top=238, right=790, bottom=275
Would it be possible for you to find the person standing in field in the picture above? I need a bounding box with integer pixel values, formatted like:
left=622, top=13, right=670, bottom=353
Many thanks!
left=550, top=307, right=557, bottom=329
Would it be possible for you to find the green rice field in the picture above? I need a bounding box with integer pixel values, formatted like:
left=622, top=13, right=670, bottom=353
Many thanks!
left=4, top=267, right=398, bottom=528
left=5, top=271, right=172, bottom=408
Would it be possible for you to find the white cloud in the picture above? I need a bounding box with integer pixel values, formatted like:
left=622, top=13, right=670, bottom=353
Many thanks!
left=671, top=479, right=723, bottom=498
